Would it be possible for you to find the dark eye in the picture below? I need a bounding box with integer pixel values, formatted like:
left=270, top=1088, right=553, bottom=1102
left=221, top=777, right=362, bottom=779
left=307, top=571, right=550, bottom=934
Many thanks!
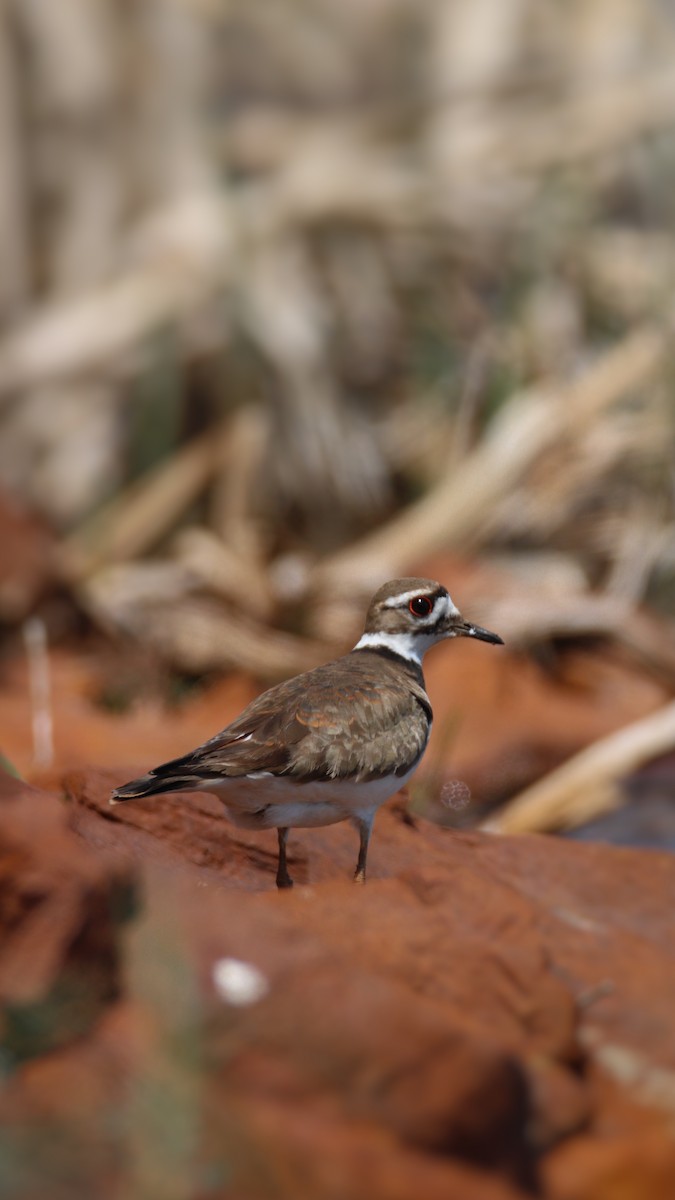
left=409, top=595, right=433, bottom=617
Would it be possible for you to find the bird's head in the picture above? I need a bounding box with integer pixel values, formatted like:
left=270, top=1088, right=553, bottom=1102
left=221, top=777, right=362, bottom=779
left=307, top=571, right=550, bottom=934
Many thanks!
left=354, top=577, right=503, bottom=665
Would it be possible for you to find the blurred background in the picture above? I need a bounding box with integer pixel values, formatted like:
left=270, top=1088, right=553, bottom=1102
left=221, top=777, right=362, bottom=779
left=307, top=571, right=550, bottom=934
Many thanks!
left=3, top=0, right=675, bottom=841
left=4, top=7, right=675, bottom=1200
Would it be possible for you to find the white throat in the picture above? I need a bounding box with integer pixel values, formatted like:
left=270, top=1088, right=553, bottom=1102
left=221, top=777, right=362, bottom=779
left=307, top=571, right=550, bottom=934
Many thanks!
left=352, top=630, right=442, bottom=666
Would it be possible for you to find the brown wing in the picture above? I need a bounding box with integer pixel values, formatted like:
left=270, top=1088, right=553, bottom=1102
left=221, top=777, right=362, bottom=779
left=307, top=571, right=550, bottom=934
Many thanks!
left=150, top=651, right=431, bottom=785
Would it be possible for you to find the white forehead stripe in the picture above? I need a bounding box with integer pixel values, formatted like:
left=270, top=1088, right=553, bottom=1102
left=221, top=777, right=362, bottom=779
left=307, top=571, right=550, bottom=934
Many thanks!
left=383, top=588, right=458, bottom=615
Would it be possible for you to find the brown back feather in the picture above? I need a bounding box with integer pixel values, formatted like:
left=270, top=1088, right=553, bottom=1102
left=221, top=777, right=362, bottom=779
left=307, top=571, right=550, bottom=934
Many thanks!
left=151, top=650, right=431, bottom=784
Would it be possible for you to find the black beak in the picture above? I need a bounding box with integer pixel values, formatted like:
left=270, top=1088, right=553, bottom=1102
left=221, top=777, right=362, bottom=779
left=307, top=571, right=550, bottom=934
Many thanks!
left=456, top=621, right=504, bottom=646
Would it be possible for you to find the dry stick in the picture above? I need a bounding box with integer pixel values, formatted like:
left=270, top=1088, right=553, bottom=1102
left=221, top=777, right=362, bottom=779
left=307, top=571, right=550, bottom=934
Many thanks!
left=380, top=394, right=455, bottom=480
left=14, top=0, right=122, bottom=291
left=459, top=70, right=675, bottom=177
left=2, top=64, right=673, bottom=400
left=0, top=263, right=212, bottom=399
left=480, top=592, right=675, bottom=683
left=240, top=68, right=675, bottom=235
left=172, top=527, right=273, bottom=621
left=60, top=420, right=233, bottom=579
left=0, top=5, right=29, bottom=318
left=80, top=561, right=322, bottom=679
left=126, top=595, right=325, bottom=679
left=447, top=335, right=492, bottom=470
left=130, top=0, right=213, bottom=205
left=313, top=323, right=667, bottom=593
left=11, top=0, right=127, bottom=524
left=484, top=700, right=675, bottom=836
left=0, top=0, right=225, bottom=397
left=210, top=404, right=269, bottom=560
left=222, top=66, right=675, bottom=188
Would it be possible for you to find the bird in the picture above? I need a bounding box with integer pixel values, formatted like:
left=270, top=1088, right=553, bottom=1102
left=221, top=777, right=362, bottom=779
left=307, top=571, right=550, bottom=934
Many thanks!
left=110, top=578, right=503, bottom=888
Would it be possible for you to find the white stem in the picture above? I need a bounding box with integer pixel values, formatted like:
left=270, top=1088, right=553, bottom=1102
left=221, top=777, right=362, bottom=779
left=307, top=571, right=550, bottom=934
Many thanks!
left=23, top=617, right=54, bottom=768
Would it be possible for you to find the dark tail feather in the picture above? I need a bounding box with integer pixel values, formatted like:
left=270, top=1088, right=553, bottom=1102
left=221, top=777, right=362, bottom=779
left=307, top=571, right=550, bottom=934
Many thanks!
left=110, top=773, right=198, bottom=804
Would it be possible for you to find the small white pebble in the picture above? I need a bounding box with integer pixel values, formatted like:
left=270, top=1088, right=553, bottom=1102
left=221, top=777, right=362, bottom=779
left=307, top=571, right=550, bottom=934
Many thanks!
left=440, top=779, right=471, bottom=810
left=212, top=957, right=269, bottom=1006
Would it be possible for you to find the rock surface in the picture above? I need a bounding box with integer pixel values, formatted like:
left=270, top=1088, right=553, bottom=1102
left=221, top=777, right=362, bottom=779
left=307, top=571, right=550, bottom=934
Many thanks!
left=0, top=766, right=674, bottom=1199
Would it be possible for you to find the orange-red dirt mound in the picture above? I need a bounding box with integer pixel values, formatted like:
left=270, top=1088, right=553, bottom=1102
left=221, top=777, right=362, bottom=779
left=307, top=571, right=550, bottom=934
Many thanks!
left=0, top=767, right=674, bottom=1199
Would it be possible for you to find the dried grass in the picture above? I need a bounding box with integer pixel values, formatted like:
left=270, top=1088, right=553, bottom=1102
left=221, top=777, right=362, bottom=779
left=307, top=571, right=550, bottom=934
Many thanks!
left=2, top=0, right=675, bottom=826
left=485, top=700, right=675, bottom=835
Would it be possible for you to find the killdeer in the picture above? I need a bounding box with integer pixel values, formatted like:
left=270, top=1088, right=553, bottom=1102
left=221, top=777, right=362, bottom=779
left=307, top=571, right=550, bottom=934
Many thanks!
left=110, top=578, right=502, bottom=887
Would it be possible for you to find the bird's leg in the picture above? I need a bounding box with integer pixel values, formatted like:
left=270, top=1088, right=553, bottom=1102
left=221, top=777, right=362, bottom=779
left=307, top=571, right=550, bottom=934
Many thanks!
left=353, top=816, right=372, bottom=884
left=276, top=827, right=293, bottom=889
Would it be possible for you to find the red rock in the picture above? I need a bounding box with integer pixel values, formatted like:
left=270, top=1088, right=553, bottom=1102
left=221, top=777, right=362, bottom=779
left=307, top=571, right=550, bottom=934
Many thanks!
left=210, top=956, right=530, bottom=1164
left=1, top=767, right=674, bottom=1199
left=216, top=1096, right=529, bottom=1200
left=544, top=1130, right=675, bottom=1200
left=0, top=770, right=135, bottom=1059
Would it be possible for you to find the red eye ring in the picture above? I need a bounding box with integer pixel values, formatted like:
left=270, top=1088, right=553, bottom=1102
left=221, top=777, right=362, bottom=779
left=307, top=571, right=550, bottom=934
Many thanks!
left=409, top=595, right=433, bottom=617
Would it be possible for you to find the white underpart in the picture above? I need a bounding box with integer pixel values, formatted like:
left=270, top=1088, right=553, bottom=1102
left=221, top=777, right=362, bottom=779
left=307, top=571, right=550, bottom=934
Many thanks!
left=203, top=761, right=421, bottom=830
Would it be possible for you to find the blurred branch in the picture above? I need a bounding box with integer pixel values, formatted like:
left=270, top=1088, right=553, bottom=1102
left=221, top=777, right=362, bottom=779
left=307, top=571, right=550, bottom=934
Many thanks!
left=1, top=0, right=675, bottom=709
left=1, top=62, right=673, bottom=398
left=476, top=590, right=675, bottom=684
left=459, top=69, right=675, bottom=175
left=22, top=616, right=54, bottom=770
left=226, top=68, right=675, bottom=231
left=13, top=0, right=121, bottom=290
left=485, top=699, right=675, bottom=835
left=210, top=404, right=269, bottom=560
left=172, top=527, right=273, bottom=621
left=0, top=3, right=29, bottom=318
left=81, top=569, right=324, bottom=679
left=0, top=217, right=227, bottom=398
left=60, top=419, right=233, bottom=578
left=313, top=322, right=669, bottom=593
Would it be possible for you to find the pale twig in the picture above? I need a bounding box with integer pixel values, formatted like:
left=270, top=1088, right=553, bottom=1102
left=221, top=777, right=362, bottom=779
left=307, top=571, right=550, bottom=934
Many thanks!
left=172, top=527, right=273, bottom=621
left=13, top=0, right=121, bottom=291
left=0, top=5, right=28, bottom=318
left=0, top=257, right=214, bottom=399
left=144, top=597, right=326, bottom=678
left=480, top=593, right=675, bottom=684
left=380, top=395, right=455, bottom=480
left=79, top=560, right=326, bottom=679
left=60, top=419, right=233, bottom=579
left=484, top=700, right=675, bottom=835
left=313, top=322, right=669, bottom=594
left=22, top=617, right=54, bottom=769
left=209, top=404, right=269, bottom=559
left=1, top=66, right=673, bottom=398
left=604, top=517, right=671, bottom=606
left=445, top=69, right=675, bottom=178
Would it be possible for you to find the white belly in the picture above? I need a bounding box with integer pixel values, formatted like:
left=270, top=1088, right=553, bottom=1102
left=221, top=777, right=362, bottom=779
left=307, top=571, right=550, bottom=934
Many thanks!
left=202, top=765, right=418, bottom=831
